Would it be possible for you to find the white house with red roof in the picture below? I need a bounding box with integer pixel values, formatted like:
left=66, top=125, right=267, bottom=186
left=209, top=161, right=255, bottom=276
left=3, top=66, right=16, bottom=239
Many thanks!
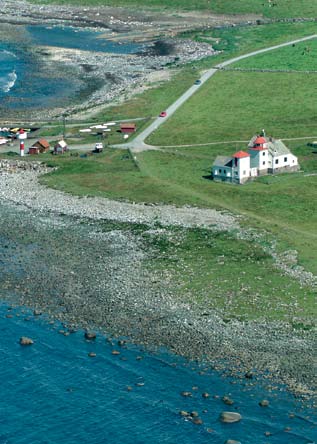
left=212, top=131, right=299, bottom=184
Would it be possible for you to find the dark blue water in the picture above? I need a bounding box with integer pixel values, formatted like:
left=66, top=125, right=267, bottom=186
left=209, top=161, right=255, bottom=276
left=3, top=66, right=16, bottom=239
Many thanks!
left=0, top=303, right=316, bottom=444
left=0, top=25, right=142, bottom=111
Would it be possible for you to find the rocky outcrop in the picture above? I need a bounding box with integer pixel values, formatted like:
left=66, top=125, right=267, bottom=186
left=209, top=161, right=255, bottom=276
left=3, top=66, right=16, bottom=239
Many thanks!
left=19, top=336, right=34, bottom=345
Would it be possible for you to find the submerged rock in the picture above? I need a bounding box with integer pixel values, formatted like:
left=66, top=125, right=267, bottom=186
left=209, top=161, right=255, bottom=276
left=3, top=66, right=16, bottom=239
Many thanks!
left=180, top=391, right=192, bottom=397
left=84, top=331, right=96, bottom=340
left=225, top=440, right=241, bottom=444
left=259, top=399, right=270, bottom=407
left=19, top=336, right=34, bottom=345
left=222, top=396, right=234, bottom=405
left=219, top=412, right=242, bottom=423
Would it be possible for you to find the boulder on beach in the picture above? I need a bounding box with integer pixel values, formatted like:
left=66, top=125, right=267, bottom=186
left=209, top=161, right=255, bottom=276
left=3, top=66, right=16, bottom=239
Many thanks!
left=19, top=336, right=34, bottom=346
left=219, top=412, right=242, bottom=423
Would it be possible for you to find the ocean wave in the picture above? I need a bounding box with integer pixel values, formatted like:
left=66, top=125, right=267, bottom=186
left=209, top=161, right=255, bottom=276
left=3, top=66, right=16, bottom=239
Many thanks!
left=0, top=70, right=17, bottom=93
left=0, top=49, right=17, bottom=62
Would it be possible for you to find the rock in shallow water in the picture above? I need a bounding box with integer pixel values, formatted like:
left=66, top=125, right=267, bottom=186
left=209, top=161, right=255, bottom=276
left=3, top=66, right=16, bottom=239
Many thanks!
left=19, top=336, right=34, bottom=345
left=84, top=331, right=96, bottom=340
left=219, top=412, right=242, bottom=423
left=259, top=399, right=270, bottom=407
left=225, top=440, right=241, bottom=444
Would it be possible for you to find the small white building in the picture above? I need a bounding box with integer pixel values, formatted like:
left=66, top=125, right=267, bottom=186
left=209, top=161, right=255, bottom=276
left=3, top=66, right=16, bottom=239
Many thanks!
left=54, top=140, right=68, bottom=155
left=212, top=132, right=299, bottom=184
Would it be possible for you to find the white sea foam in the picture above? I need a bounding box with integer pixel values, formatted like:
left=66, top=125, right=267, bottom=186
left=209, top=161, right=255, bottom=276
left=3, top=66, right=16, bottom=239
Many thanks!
left=0, top=70, right=17, bottom=93
left=0, top=49, right=17, bottom=62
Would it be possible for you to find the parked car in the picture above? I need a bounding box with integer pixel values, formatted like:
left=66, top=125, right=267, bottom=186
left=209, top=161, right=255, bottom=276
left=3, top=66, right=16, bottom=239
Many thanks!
left=159, top=111, right=167, bottom=117
left=194, top=79, right=201, bottom=85
left=307, top=141, right=317, bottom=148
left=94, top=142, right=103, bottom=152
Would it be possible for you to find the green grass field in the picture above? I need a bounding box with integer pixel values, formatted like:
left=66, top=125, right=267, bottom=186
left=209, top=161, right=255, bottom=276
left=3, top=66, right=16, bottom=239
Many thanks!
left=96, top=22, right=317, bottom=126
left=147, top=70, right=317, bottom=146
left=30, top=139, right=317, bottom=280
left=232, top=39, right=317, bottom=71
left=36, top=0, right=317, bottom=19
left=23, top=145, right=315, bottom=323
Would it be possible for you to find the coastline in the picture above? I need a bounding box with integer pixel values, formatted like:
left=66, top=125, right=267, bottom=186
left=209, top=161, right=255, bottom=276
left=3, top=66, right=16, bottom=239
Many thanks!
left=0, top=0, right=315, bottom=404
left=0, top=161, right=315, bottom=399
left=0, top=0, right=260, bottom=120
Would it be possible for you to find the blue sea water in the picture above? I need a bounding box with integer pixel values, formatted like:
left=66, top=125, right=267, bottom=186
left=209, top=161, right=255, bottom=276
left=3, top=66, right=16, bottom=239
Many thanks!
left=0, top=303, right=316, bottom=444
left=0, top=25, right=143, bottom=111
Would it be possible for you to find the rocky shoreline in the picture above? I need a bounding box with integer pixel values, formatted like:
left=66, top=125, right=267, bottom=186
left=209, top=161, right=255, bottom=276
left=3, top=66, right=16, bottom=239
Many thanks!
left=0, top=0, right=227, bottom=120
left=0, top=160, right=315, bottom=400
left=0, top=0, right=264, bottom=120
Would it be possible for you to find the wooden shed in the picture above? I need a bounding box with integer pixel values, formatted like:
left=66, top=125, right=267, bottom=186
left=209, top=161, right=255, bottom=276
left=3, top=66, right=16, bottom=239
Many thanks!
left=120, top=123, right=136, bottom=134
left=31, top=138, right=50, bottom=153
left=28, top=146, right=40, bottom=155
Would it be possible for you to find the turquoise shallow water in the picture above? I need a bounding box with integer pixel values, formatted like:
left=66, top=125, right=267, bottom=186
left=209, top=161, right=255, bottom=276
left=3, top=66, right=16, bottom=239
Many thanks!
left=0, top=303, right=316, bottom=444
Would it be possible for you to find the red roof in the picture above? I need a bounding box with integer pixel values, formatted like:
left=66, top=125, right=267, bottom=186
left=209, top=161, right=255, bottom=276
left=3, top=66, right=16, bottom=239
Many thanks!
left=120, top=123, right=136, bottom=129
left=254, top=136, right=266, bottom=144
left=38, top=138, right=50, bottom=148
left=232, top=150, right=250, bottom=159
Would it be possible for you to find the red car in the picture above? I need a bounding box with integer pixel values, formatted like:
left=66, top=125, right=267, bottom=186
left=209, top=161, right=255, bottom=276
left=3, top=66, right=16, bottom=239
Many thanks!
left=159, top=111, right=167, bottom=117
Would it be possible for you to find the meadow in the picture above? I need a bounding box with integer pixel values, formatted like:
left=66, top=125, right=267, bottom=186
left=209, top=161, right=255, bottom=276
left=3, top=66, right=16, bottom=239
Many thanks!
left=36, top=0, right=317, bottom=19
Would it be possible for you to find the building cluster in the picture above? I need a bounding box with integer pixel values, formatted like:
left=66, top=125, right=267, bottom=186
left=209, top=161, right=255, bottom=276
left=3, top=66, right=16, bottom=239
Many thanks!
left=212, top=132, right=299, bottom=184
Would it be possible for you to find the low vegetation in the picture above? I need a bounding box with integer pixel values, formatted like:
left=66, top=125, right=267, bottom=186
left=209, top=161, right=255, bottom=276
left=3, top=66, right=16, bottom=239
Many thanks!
left=143, top=227, right=316, bottom=323
left=35, top=0, right=317, bottom=19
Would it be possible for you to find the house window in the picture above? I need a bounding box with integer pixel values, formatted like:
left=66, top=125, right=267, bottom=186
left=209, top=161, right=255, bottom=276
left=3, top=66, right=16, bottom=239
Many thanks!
left=284, top=157, right=287, bottom=162
left=235, top=171, right=238, bottom=175
left=263, top=152, right=266, bottom=156
left=219, top=169, right=222, bottom=174
left=243, top=170, right=246, bottom=175
left=275, top=159, right=279, bottom=164
left=263, top=161, right=266, bottom=165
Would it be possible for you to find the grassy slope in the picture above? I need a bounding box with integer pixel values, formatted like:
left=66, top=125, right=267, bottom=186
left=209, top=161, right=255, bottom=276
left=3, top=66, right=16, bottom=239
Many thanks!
left=37, top=0, right=317, bottom=18
left=100, top=22, right=317, bottom=124
left=232, top=39, right=317, bottom=70
left=146, top=228, right=316, bottom=322
left=28, top=146, right=316, bottom=322
left=147, top=70, right=317, bottom=145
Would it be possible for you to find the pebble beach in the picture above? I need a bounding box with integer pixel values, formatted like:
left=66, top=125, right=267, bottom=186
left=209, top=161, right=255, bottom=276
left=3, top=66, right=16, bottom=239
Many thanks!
left=0, top=160, right=315, bottom=401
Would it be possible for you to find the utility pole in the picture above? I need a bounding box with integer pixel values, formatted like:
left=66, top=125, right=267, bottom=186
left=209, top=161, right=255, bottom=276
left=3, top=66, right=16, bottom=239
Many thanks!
left=62, top=115, right=66, bottom=139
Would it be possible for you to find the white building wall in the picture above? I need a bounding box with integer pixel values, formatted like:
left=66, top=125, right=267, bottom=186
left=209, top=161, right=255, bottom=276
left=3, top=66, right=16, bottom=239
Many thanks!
left=248, top=149, right=268, bottom=171
left=237, top=157, right=250, bottom=183
left=271, top=153, right=298, bottom=170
